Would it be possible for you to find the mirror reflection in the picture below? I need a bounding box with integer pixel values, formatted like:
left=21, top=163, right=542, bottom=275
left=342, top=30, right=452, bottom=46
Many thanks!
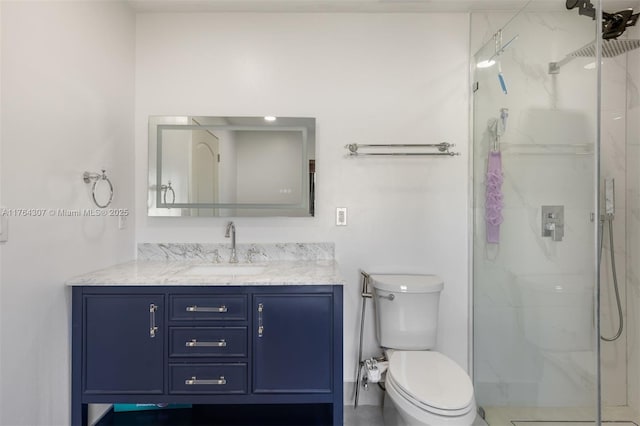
left=148, top=116, right=316, bottom=217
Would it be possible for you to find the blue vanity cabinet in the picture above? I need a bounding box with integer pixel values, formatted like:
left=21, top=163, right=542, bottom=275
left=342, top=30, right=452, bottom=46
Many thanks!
left=71, top=285, right=343, bottom=426
left=83, top=294, right=165, bottom=395
left=253, top=293, right=333, bottom=393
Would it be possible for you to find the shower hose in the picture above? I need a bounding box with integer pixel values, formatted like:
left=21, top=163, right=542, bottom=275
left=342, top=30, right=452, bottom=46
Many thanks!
left=599, top=216, right=623, bottom=342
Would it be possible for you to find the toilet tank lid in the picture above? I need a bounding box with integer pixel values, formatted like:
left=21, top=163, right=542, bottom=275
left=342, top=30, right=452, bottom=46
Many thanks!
left=370, top=274, right=443, bottom=293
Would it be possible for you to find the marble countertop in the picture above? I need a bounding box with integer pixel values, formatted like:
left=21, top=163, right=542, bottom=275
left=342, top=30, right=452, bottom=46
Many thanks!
left=66, top=259, right=344, bottom=286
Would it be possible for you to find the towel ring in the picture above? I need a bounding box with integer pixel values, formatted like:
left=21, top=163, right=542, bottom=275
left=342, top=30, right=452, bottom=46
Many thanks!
left=161, top=181, right=176, bottom=205
left=83, top=170, right=113, bottom=208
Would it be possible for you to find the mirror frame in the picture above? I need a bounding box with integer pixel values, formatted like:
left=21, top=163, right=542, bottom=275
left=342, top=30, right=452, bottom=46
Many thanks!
left=148, top=116, right=316, bottom=217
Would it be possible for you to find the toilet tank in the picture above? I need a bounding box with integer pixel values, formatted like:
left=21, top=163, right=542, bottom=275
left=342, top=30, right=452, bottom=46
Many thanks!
left=370, top=274, right=444, bottom=350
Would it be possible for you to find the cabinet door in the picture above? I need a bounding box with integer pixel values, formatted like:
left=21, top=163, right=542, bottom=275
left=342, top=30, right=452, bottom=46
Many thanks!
left=253, top=294, right=332, bottom=393
left=84, top=294, right=164, bottom=394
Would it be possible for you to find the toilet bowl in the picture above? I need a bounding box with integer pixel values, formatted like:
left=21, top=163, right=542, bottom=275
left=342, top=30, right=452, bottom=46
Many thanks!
left=382, top=350, right=477, bottom=426
left=369, top=274, right=477, bottom=426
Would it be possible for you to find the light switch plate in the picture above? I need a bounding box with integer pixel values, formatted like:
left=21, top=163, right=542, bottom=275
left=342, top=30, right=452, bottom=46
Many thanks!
left=336, top=207, right=347, bottom=226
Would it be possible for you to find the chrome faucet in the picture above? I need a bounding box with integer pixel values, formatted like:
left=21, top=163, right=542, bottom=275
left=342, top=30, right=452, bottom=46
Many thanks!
left=225, top=221, right=238, bottom=263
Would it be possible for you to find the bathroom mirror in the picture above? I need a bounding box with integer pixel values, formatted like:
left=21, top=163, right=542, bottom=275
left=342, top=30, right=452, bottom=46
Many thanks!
left=148, top=116, right=316, bottom=217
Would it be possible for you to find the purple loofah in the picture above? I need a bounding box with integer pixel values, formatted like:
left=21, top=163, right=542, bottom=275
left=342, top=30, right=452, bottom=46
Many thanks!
left=486, top=150, right=504, bottom=243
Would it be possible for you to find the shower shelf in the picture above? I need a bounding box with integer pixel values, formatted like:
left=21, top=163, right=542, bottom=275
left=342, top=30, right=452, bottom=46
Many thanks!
left=499, top=143, right=593, bottom=155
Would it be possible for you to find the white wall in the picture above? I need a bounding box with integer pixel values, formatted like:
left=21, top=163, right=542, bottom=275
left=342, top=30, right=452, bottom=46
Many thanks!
left=0, top=2, right=136, bottom=425
left=135, top=12, right=471, bottom=392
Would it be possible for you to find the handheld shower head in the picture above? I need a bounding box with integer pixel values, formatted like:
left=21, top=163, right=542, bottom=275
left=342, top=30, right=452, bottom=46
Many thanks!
left=604, top=178, right=615, bottom=218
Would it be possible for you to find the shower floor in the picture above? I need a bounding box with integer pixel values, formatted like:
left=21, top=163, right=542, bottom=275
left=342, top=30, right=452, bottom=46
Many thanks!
left=482, top=405, right=639, bottom=426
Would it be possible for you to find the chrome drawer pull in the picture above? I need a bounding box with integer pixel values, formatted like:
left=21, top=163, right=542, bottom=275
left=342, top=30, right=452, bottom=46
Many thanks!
left=185, top=339, right=227, bottom=347
left=185, top=376, right=226, bottom=385
left=149, top=304, right=158, bottom=338
left=185, top=305, right=228, bottom=313
left=257, top=303, right=264, bottom=337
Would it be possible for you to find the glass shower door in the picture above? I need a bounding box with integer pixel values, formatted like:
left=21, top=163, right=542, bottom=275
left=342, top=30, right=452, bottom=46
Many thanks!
left=471, top=2, right=600, bottom=424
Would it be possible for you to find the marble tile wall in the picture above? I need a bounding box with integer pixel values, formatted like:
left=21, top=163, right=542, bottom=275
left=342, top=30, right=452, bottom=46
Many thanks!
left=138, top=242, right=335, bottom=262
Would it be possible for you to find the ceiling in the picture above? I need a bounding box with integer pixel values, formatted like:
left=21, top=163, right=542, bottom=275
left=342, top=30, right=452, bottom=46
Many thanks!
left=126, top=0, right=565, bottom=13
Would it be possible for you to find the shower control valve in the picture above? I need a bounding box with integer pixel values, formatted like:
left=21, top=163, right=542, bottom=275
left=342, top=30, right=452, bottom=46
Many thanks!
left=542, top=205, right=565, bottom=242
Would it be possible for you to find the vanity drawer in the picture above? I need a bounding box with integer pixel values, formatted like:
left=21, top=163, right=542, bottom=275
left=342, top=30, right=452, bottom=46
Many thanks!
left=170, top=295, right=247, bottom=321
left=170, top=327, right=247, bottom=358
left=169, top=363, right=247, bottom=394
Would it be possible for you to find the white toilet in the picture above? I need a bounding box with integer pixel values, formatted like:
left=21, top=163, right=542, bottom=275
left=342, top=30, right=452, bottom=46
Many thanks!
left=370, top=274, right=477, bottom=426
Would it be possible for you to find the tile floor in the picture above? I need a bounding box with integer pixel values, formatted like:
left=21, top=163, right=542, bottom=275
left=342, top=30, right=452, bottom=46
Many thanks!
left=345, top=404, right=489, bottom=426
left=344, top=405, right=385, bottom=426
left=350, top=405, right=637, bottom=426
left=512, top=422, right=636, bottom=426
left=483, top=405, right=639, bottom=426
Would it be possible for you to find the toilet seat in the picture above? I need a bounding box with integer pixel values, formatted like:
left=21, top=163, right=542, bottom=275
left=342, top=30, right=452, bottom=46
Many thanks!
left=387, top=351, right=475, bottom=417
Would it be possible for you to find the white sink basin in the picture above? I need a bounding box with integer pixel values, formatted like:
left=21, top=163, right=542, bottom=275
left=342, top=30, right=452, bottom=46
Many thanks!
left=183, top=264, right=266, bottom=276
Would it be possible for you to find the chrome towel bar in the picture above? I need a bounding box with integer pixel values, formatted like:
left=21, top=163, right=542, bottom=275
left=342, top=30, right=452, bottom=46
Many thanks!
left=345, top=142, right=460, bottom=156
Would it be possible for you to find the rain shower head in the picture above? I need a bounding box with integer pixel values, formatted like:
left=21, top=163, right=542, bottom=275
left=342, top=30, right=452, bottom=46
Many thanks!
left=567, top=2, right=639, bottom=39
left=549, top=39, right=640, bottom=73
left=559, top=2, right=640, bottom=73
left=568, top=38, right=640, bottom=58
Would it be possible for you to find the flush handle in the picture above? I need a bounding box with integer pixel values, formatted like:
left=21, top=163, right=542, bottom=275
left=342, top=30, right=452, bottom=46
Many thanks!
left=377, top=293, right=395, bottom=301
